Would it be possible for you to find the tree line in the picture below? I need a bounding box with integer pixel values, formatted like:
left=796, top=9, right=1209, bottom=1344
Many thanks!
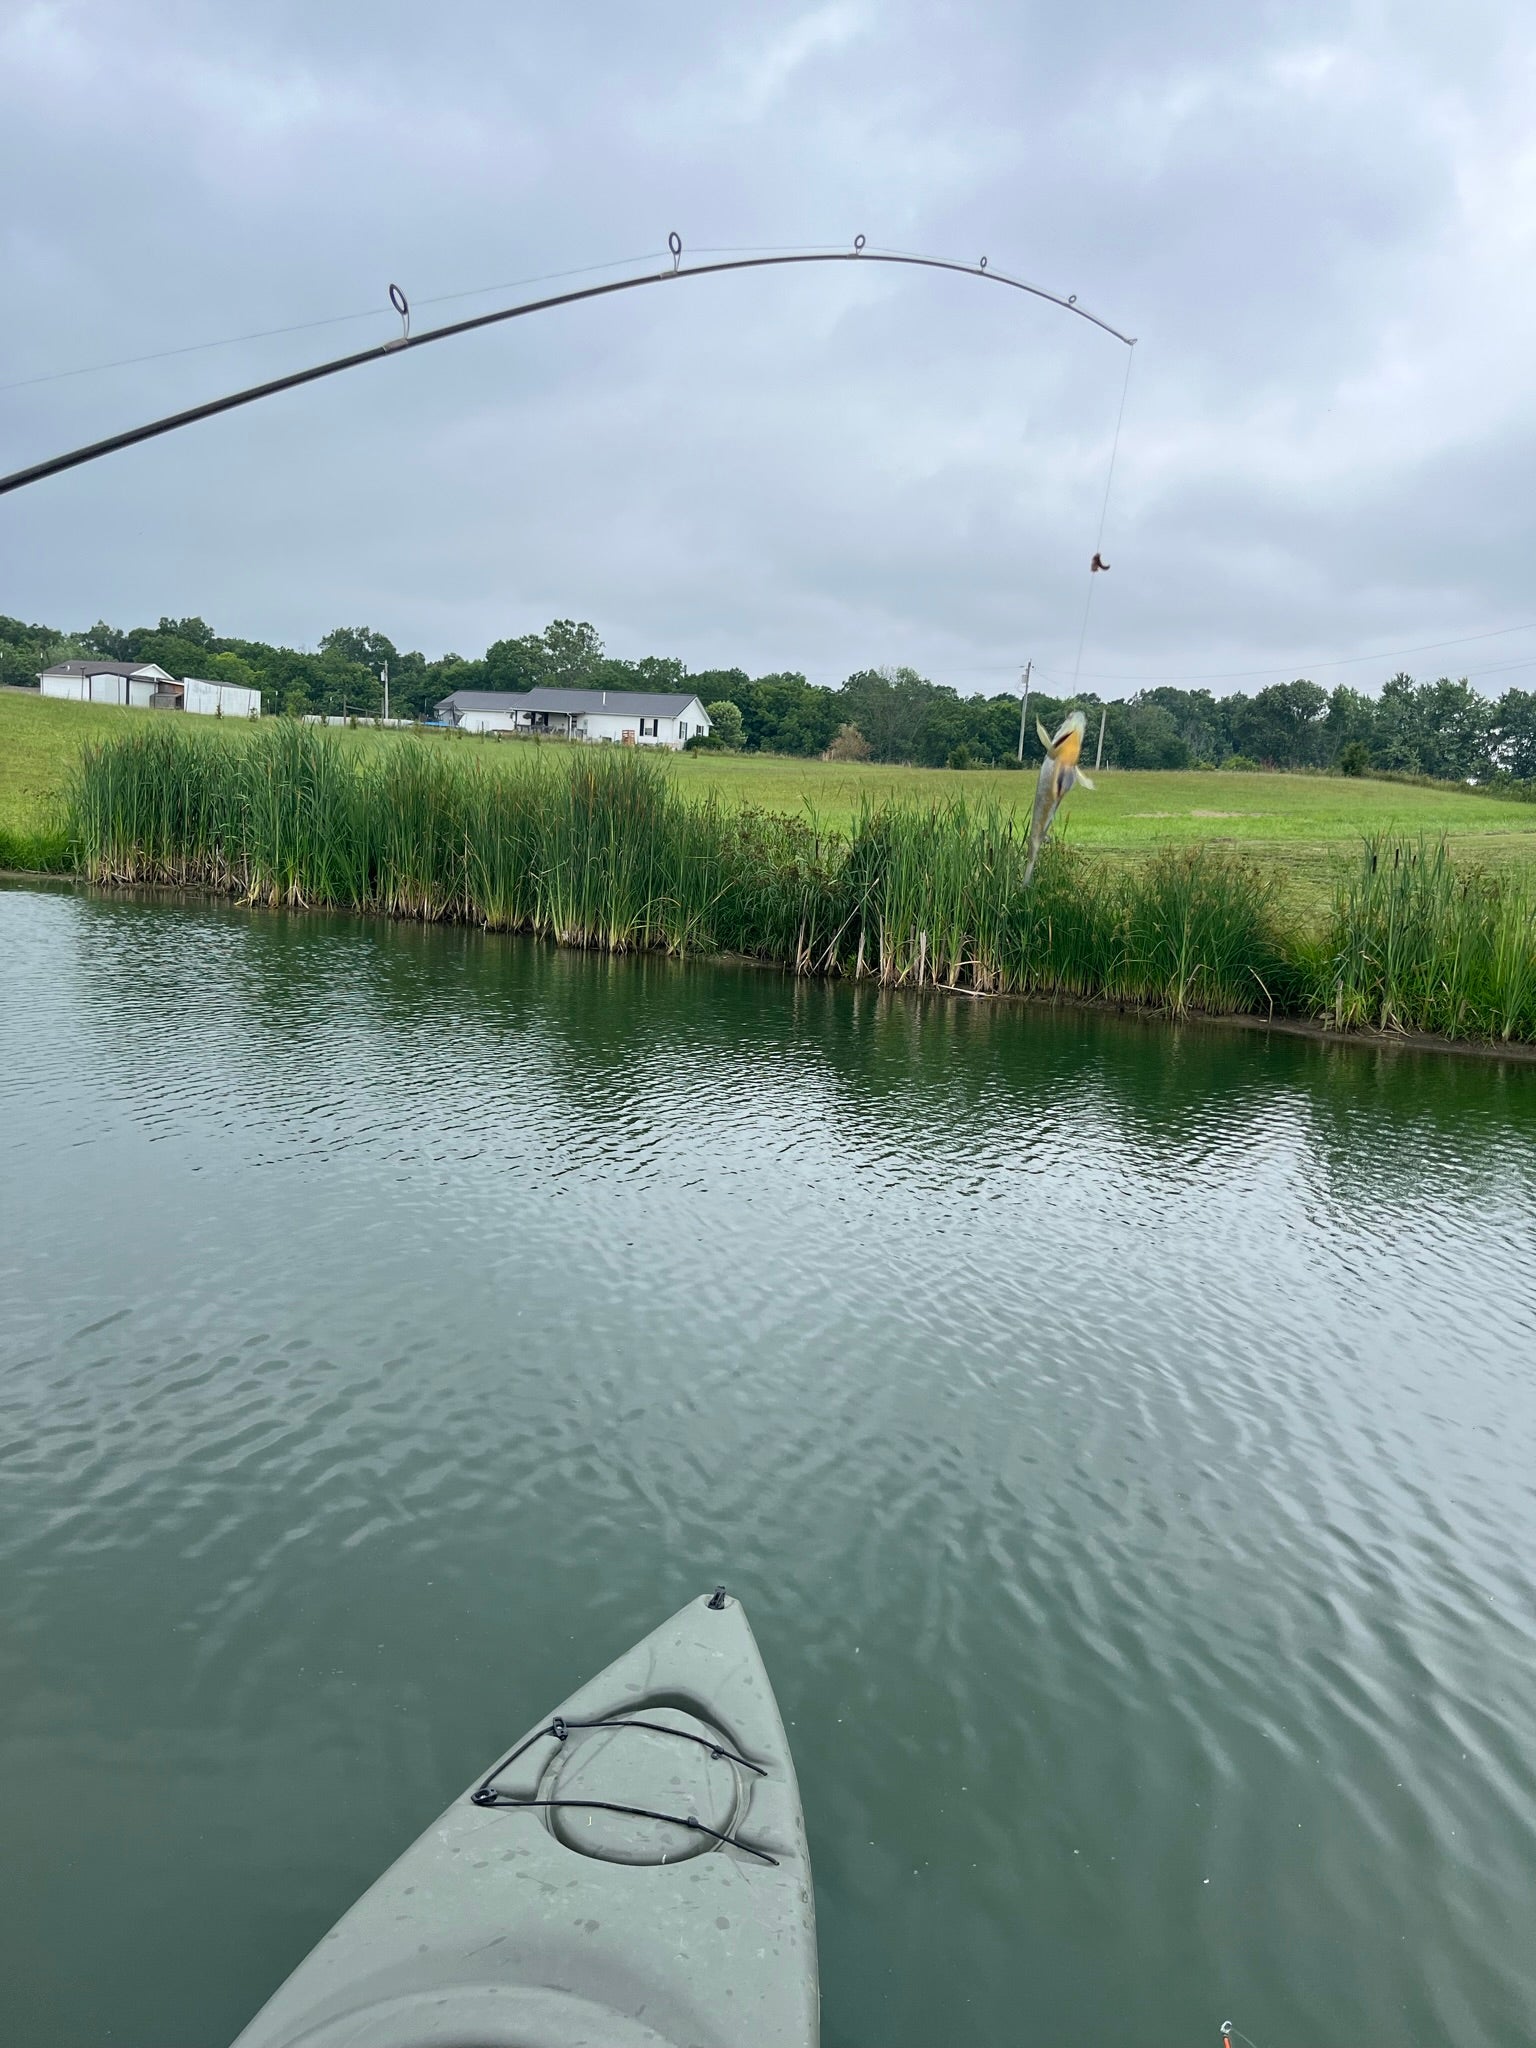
left=4, top=610, right=1533, bottom=781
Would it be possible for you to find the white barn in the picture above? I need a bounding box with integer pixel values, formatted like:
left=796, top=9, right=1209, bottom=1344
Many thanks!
left=40, top=659, right=176, bottom=707
left=435, top=688, right=711, bottom=750
left=181, top=676, right=262, bottom=718
left=39, top=661, right=260, bottom=718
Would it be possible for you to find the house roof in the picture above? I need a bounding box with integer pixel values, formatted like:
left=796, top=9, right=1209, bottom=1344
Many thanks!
left=522, top=688, right=705, bottom=718
left=435, top=687, right=707, bottom=720
left=41, top=659, right=172, bottom=679
left=434, top=691, right=527, bottom=712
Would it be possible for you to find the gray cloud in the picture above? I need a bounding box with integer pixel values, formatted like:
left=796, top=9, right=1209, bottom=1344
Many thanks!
left=3, top=0, right=1534, bottom=698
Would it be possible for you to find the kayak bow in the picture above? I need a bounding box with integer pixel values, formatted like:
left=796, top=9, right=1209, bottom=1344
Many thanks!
left=230, top=1589, right=818, bottom=2048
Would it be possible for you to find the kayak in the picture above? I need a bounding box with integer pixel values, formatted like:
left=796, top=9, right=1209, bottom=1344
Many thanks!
left=230, top=1588, right=819, bottom=2048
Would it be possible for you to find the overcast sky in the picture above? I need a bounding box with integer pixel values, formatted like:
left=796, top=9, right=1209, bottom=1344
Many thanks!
left=3, top=1, right=1534, bottom=699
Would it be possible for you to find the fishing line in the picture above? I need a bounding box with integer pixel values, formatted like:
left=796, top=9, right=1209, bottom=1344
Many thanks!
left=0, top=238, right=1050, bottom=395
left=0, top=250, right=670, bottom=395
left=1070, top=339, right=1136, bottom=695
left=0, top=235, right=1134, bottom=498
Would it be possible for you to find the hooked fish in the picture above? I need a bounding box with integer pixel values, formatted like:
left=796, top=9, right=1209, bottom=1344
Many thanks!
left=1024, top=709, right=1094, bottom=883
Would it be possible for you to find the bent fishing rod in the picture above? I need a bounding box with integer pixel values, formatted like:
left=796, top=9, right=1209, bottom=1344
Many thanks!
left=0, top=234, right=1134, bottom=499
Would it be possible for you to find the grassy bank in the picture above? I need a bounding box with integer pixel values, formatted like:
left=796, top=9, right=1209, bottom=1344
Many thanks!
left=67, top=720, right=1536, bottom=1042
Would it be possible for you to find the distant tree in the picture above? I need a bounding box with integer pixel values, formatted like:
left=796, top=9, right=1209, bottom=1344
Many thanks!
left=825, top=721, right=870, bottom=761
left=1227, top=679, right=1328, bottom=768
left=1139, top=686, right=1228, bottom=763
left=83, top=620, right=133, bottom=659
left=36, top=632, right=94, bottom=670
left=689, top=668, right=746, bottom=692
left=157, top=616, right=215, bottom=648
left=201, top=651, right=260, bottom=689
left=415, top=652, right=486, bottom=720
left=736, top=674, right=841, bottom=756
left=840, top=667, right=935, bottom=762
left=1320, top=684, right=1375, bottom=766
left=912, top=692, right=978, bottom=768
left=1495, top=688, right=1536, bottom=781
left=0, top=614, right=75, bottom=686
left=320, top=626, right=399, bottom=673
left=1337, top=740, right=1370, bottom=777
left=1105, top=699, right=1190, bottom=770
left=541, top=619, right=605, bottom=684
left=1410, top=677, right=1495, bottom=781
left=1369, top=673, right=1494, bottom=780
left=127, top=622, right=237, bottom=679
left=484, top=634, right=550, bottom=693
left=630, top=654, right=689, bottom=692
left=705, top=700, right=745, bottom=750
left=964, top=691, right=1033, bottom=764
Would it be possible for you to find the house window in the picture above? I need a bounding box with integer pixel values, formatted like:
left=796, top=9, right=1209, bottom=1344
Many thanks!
left=640, top=717, right=659, bottom=737
left=679, top=722, right=689, bottom=739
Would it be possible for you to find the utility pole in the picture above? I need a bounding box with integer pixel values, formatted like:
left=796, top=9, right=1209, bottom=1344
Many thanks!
left=1015, top=660, right=1033, bottom=763
left=380, top=660, right=390, bottom=723
left=1094, top=703, right=1107, bottom=771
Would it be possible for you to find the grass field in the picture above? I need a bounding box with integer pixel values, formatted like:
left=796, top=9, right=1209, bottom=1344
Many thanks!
left=664, top=747, right=1536, bottom=860
left=6, top=687, right=1536, bottom=905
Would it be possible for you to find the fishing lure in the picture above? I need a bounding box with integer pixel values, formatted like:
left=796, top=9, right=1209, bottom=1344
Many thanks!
left=1024, top=708, right=1094, bottom=883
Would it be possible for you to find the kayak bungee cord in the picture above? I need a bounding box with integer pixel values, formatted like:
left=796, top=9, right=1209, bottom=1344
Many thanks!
left=0, top=231, right=1135, bottom=498
left=471, top=1792, right=781, bottom=1866
left=469, top=1710, right=779, bottom=1864
left=474, top=1711, right=766, bottom=1778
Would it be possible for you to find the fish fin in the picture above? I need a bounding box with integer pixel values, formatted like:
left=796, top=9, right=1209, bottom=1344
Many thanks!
left=1075, top=769, right=1095, bottom=790
left=1036, top=717, right=1053, bottom=751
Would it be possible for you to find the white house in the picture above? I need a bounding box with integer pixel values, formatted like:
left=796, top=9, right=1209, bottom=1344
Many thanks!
left=434, top=688, right=711, bottom=750
left=39, top=660, right=260, bottom=717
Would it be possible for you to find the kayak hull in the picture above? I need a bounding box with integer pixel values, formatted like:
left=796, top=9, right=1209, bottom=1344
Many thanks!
left=230, top=1591, right=818, bottom=2048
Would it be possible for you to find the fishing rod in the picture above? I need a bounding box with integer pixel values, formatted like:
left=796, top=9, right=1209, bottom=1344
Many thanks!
left=0, top=234, right=1135, bottom=499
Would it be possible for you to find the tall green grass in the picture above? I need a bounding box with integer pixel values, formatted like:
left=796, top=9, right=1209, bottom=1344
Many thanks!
left=1300, top=836, right=1536, bottom=1040
left=68, top=723, right=1536, bottom=1041
left=0, top=819, right=73, bottom=871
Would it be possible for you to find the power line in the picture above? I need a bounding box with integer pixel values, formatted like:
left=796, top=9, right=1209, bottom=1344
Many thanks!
left=916, top=622, right=1536, bottom=694
left=1040, top=619, right=1536, bottom=686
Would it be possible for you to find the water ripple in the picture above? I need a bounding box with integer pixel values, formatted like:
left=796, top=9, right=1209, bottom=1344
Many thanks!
left=2, top=883, right=1535, bottom=2048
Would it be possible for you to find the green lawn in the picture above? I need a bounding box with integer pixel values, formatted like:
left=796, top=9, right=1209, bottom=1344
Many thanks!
left=661, top=748, right=1536, bottom=911
left=6, top=688, right=1536, bottom=907
left=662, top=747, right=1536, bottom=842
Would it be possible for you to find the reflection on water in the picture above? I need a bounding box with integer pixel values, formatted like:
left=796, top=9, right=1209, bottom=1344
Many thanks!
left=2, top=884, right=1534, bottom=2048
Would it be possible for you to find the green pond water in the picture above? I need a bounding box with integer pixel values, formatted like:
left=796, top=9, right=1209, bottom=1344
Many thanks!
left=2, top=881, right=1534, bottom=2048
